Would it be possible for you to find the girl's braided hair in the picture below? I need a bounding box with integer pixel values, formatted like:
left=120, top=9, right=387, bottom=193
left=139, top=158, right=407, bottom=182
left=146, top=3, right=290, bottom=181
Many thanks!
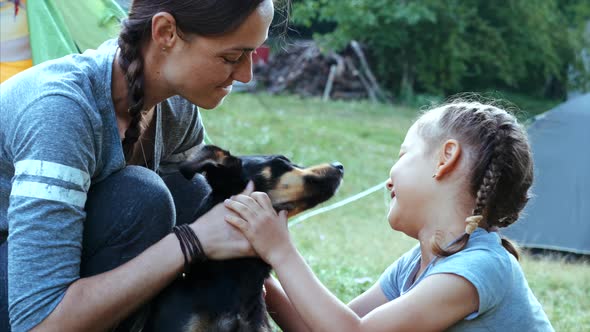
left=418, top=100, right=533, bottom=260
left=117, top=0, right=265, bottom=159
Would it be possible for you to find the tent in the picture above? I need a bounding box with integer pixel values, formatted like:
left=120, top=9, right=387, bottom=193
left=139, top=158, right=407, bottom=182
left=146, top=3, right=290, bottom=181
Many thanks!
left=1, top=0, right=126, bottom=83
left=502, top=93, right=590, bottom=255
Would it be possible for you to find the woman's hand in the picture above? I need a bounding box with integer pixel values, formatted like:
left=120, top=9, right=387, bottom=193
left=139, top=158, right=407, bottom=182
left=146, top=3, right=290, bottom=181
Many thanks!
left=190, top=182, right=256, bottom=260
left=223, top=187, right=293, bottom=266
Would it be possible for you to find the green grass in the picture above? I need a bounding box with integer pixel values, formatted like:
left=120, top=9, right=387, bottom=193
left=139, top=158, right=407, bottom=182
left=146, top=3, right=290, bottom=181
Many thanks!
left=201, top=93, right=589, bottom=331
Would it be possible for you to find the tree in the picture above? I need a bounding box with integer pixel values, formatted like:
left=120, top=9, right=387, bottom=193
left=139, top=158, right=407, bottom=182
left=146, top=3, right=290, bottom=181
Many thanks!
left=292, top=0, right=590, bottom=99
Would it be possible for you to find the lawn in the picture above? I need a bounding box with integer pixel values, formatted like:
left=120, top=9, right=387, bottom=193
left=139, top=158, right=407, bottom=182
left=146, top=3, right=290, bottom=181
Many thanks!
left=201, top=92, right=589, bottom=331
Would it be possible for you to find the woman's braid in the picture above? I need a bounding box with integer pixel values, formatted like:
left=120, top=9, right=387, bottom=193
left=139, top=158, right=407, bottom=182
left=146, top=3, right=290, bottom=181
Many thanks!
left=118, top=18, right=148, bottom=159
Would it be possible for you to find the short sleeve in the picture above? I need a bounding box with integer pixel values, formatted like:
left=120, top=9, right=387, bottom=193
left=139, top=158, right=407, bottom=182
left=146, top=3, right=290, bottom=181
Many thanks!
left=7, top=95, right=96, bottom=331
left=379, top=245, right=420, bottom=301
left=428, top=246, right=510, bottom=319
left=157, top=96, right=204, bottom=174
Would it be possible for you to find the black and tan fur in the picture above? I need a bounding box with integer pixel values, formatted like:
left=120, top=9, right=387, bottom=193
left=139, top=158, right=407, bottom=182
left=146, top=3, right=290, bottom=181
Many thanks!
left=144, top=145, right=343, bottom=332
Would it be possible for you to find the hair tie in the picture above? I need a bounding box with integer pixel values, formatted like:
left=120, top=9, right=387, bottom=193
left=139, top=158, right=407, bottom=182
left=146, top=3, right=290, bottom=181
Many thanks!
left=465, top=215, right=483, bottom=235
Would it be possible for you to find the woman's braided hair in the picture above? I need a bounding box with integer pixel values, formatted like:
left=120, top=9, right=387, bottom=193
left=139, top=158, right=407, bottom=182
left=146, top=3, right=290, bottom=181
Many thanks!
left=418, top=100, right=534, bottom=259
left=117, top=0, right=266, bottom=159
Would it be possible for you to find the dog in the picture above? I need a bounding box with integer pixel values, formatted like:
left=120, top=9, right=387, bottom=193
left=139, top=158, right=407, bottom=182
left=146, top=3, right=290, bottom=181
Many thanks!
left=144, top=145, right=344, bottom=332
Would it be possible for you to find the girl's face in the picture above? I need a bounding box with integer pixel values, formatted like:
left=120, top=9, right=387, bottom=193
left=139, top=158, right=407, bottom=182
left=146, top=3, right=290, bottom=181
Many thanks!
left=161, top=0, right=274, bottom=109
left=386, top=122, right=438, bottom=237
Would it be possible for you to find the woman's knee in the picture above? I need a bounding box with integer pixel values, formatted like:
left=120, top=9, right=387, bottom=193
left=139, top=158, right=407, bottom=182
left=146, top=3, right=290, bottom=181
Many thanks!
left=90, top=166, right=174, bottom=224
left=83, top=166, right=175, bottom=266
left=162, top=171, right=211, bottom=225
left=118, top=166, right=176, bottom=232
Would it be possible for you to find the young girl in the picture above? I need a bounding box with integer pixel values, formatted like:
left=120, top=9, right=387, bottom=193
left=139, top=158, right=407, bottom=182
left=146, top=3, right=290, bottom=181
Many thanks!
left=225, top=101, right=555, bottom=331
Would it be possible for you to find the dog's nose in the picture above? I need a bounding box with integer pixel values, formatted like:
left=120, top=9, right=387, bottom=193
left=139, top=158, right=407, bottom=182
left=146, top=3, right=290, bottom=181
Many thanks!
left=331, top=162, right=344, bottom=172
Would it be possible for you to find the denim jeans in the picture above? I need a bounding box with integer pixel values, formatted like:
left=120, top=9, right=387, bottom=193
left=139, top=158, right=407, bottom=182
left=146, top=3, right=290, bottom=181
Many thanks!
left=1, top=166, right=209, bottom=331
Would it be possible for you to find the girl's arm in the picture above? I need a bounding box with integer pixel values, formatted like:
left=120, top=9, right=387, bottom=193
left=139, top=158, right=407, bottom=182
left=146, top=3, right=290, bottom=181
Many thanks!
left=264, top=276, right=311, bottom=332
left=348, top=282, right=389, bottom=318
left=225, top=192, right=479, bottom=332
left=275, top=253, right=478, bottom=332
left=265, top=267, right=388, bottom=329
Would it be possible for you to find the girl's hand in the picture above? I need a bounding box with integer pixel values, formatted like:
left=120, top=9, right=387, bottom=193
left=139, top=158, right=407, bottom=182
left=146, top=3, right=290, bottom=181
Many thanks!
left=223, top=187, right=292, bottom=265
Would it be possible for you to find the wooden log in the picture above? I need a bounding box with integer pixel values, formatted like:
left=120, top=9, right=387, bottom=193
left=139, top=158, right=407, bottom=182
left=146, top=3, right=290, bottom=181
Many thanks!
left=323, top=64, right=337, bottom=101
left=253, top=40, right=383, bottom=101
left=350, top=40, right=387, bottom=102
left=344, top=56, right=377, bottom=102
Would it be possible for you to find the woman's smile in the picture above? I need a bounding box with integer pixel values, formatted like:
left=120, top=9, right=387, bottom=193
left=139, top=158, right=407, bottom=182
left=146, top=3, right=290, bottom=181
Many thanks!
left=220, top=84, right=233, bottom=93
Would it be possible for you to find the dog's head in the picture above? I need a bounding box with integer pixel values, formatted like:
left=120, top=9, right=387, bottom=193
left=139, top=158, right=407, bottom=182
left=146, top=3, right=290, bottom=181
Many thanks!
left=179, top=145, right=344, bottom=216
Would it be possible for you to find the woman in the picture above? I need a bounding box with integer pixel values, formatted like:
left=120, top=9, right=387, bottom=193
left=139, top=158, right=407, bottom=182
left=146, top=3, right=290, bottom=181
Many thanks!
left=0, top=0, right=276, bottom=330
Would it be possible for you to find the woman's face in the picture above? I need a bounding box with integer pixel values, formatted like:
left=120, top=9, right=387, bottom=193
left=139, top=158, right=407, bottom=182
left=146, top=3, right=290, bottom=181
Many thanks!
left=161, top=0, right=274, bottom=109
left=385, top=122, right=438, bottom=237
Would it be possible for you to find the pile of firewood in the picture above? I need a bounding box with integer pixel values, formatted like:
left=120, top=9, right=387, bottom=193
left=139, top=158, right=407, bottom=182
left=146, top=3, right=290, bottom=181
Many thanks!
left=253, top=40, right=389, bottom=102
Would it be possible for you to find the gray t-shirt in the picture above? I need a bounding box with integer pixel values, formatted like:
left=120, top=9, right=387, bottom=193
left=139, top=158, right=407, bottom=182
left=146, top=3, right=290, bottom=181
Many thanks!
left=379, top=228, right=554, bottom=331
left=0, top=39, right=203, bottom=331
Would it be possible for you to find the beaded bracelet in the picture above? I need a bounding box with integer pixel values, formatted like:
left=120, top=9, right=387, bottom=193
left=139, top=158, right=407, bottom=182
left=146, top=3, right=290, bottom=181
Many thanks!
left=172, top=224, right=207, bottom=278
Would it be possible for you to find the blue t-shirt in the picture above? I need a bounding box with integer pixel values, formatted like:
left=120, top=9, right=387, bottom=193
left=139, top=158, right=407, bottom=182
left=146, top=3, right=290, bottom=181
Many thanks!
left=0, top=39, right=203, bottom=331
left=379, top=228, right=554, bottom=331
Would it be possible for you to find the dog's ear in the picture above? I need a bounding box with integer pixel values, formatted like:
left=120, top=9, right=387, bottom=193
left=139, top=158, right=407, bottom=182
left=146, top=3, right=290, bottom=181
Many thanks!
left=179, top=145, right=242, bottom=181
left=179, top=145, right=224, bottom=179
left=179, top=159, right=219, bottom=180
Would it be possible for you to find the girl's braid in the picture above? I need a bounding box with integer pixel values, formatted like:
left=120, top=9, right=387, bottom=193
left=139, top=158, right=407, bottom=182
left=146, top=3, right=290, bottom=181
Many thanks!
left=431, top=105, right=522, bottom=258
left=469, top=111, right=522, bottom=259
left=498, top=213, right=519, bottom=227
left=484, top=115, right=521, bottom=227
left=472, top=122, right=506, bottom=219
left=426, top=100, right=532, bottom=259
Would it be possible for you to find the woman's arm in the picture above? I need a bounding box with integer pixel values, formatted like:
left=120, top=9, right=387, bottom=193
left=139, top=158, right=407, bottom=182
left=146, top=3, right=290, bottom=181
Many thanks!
left=7, top=94, right=252, bottom=330
left=32, top=202, right=253, bottom=331
left=31, top=232, right=184, bottom=331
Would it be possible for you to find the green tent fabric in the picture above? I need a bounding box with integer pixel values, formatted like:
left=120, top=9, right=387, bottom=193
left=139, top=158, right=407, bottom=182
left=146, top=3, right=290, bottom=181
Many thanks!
left=27, top=0, right=126, bottom=65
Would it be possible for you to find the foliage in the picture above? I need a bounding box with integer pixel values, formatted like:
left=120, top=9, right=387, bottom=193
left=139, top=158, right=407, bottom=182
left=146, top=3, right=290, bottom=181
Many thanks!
left=291, top=0, right=590, bottom=98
